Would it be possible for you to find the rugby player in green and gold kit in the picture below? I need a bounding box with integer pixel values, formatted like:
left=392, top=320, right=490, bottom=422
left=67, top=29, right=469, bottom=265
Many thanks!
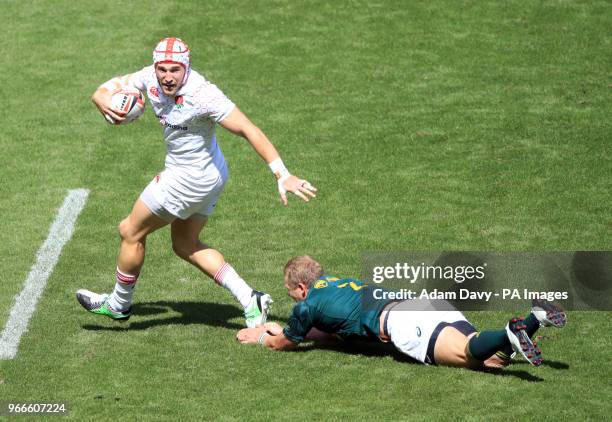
left=237, top=256, right=567, bottom=369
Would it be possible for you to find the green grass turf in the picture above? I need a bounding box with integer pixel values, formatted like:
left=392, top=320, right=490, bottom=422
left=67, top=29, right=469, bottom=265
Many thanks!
left=1, top=0, right=611, bottom=420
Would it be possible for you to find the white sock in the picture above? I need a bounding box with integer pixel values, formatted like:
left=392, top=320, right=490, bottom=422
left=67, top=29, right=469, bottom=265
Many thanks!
left=213, top=263, right=253, bottom=308
left=108, top=267, right=138, bottom=312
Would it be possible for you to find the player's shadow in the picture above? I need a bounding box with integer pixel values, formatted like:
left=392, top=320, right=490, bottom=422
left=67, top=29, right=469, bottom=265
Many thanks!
left=482, top=367, right=544, bottom=382
left=81, top=300, right=244, bottom=331
left=509, top=359, right=570, bottom=370
left=540, top=360, right=570, bottom=370
left=296, top=339, right=417, bottom=362
left=296, top=341, right=549, bottom=382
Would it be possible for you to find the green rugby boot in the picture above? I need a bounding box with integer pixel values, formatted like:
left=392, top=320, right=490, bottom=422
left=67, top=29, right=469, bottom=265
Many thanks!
left=244, top=290, right=273, bottom=328
left=76, top=289, right=131, bottom=321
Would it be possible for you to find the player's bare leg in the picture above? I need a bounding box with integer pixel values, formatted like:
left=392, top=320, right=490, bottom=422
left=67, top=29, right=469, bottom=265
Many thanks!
left=435, top=321, right=537, bottom=369
left=117, top=199, right=169, bottom=274
left=170, top=216, right=272, bottom=327
left=76, top=199, right=169, bottom=319
left=436, top=317, right=542, bottom=368
left=434, top=327, right=483, bottom=369
left=170, top=216, right=219, bottom=275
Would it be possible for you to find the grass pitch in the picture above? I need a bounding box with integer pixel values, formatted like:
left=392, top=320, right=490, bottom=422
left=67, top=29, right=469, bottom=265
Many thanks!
left=1, top=0, right=611, bottom=420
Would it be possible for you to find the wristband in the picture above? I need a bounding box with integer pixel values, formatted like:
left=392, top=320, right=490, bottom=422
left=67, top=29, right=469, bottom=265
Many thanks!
left=258, top=332, right=270, bottom=345
left=268, top=158, right=289, bottom=180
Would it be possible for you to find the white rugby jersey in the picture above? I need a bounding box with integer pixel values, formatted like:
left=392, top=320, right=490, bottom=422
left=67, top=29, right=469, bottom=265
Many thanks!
left=116, top=66, right=235, bottom=172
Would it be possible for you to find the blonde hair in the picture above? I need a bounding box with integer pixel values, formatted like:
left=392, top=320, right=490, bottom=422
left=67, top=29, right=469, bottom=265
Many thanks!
left=284, top=256, right=324, bottom=289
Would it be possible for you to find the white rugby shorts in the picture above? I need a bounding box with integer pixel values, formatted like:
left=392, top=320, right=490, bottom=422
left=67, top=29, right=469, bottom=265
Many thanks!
left=386, top=301, right=475, bottom=365
left=140, top=162, right=228, bottom=221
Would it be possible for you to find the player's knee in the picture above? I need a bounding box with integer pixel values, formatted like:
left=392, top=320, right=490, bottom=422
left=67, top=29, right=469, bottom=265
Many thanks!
left=172, top=239, right=196, bottom=261
left=118, top=218, right=139, bottom=243
left=118, top=219, right=129, bottom=239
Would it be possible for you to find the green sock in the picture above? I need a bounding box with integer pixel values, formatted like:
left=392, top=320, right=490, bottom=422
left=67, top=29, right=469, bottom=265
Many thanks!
left=468, top=330, right=510, bottom=361
left=524, top=313, right=541, bottom=337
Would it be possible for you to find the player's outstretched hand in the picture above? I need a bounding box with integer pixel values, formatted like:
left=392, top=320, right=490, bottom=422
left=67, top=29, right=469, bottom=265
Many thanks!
left=236, top=327, right=265, bottom=345
left=91, top=87, right=127, bottom=125
left=263, top=322, right=284, bottom=335
left=278, top=174, right=317, bottom=206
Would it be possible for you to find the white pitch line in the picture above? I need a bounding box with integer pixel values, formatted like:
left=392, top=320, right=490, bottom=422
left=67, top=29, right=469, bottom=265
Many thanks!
left=0, top=189, right=89, bottom=360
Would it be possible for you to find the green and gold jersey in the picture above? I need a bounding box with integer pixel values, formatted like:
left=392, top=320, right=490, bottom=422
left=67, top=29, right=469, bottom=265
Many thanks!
left=283, top=275, right=392, bottom=343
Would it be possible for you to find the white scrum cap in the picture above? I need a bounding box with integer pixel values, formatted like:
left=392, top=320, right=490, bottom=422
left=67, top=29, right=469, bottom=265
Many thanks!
left=153, top=37, right=191, bottom=85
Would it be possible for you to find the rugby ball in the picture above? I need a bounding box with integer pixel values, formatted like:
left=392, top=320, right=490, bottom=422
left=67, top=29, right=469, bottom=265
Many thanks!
left=108, top=89, right=145, bottom=124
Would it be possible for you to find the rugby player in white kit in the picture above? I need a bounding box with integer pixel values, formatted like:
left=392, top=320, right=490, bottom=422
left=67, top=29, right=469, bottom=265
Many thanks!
left=76, top=38, right=317, bottom=327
